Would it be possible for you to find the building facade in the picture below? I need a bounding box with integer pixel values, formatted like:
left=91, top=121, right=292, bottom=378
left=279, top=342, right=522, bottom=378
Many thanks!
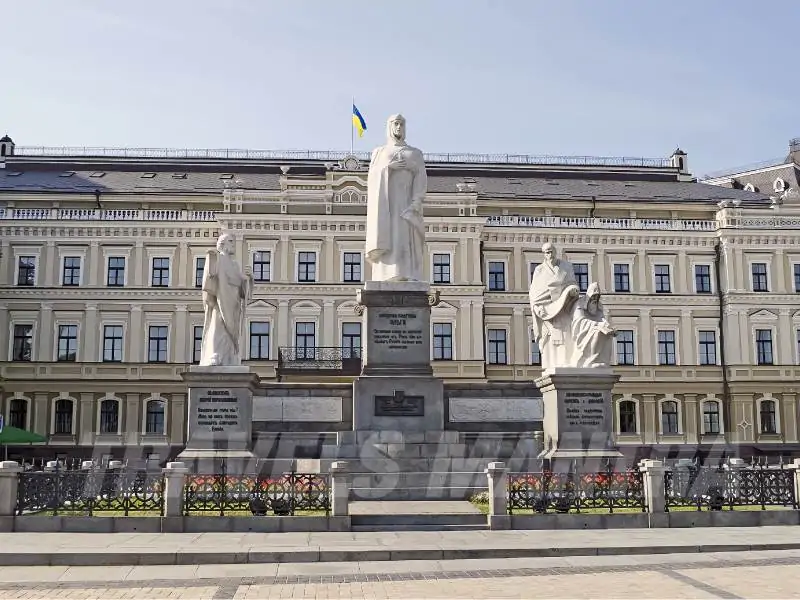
left=1, top=135, right=799, bottom=464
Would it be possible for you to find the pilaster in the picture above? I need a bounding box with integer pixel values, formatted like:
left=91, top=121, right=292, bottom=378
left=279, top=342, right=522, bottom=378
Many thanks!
left=471, top=301, right=484, bottom=360
left=125, top=393, right=140, bottom=445
left=677, top=250, right=689, bottom=294
left=39, top=304, right=54, bottom=361
left=323, top=300, right=335, bottom=346
left=176, top=242, right=189, bottom=288
left=278, top=300, right=290, bottom=348
left=680, top=309, right=692, bottom=366
left=778, top=308, right=792, bottom=364
left=78, top=393, right=94, bottom=446
left=0, top=240, right=10, bottom=285
left=83, top=303, right=98, bottom=362
left=595, top=249, right=606, bottom=290
left=642, top=394, right=657, bottom=445
left=639, top=308, right=652, bottom=364
left=43, top=241, right=56, bottom=286
left=683, top=394, right=698, bottom=444
left=33, top=393, right=49, bottom=437
left=636, top=249, right=648, bottom=293
left=88, top=241, right=100, bottom=287
left=129, top=305, right=143, bottom=362
left=174, top=305, right=188, bottom=362
left=132, top=241, right=144, bottom=287
left=459, top=300, right=473, bottom=361
left=170, top=393, right=186, bottom=444
left=512, top=306, right=526, bottom=365
left=738, top=310, right=750, bottom=363
left=324, top=236, right=335, bottom=283
left=774, top=249, right=787, bottom=294
left=0, top=305, right=7, bottom=361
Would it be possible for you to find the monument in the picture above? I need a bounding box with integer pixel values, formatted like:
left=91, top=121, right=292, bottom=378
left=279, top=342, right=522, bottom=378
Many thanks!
left=179, top=233, right=259, bottom=471
left=529, top=242, right=623, bottom=470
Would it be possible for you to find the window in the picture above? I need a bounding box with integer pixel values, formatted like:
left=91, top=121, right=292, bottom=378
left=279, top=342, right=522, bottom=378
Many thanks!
left=151, top=258, right=170, bottom=287
left=657, top=330, right=676, bottom=365
left=529, top=262, right=540, bottom=285
left=613, top=264, right=630, bottom=293
left=695, top=265, right=712, bottom=294
left=107, top=257, right=126, bottom=287
left=57, top=325, right=78, bottom=362
left=294, top=322, right=316, bottom=359
left=487, top=329, right=507, bottom=364
left=102, top=325, right=123, bottom=363
left=616, top=330, right=635, bottom=365
left=62, top=257, right=81, bottom=286
left=661, top=400, right=679, bottom=434
left=756, top=329, right=774, bottom=365
left=343, top=252, right=362, bottom=282
left=751, top=263, right=768, bottom=292
left=99, top=399, right=119, bottom=435
left=432, top=254, right=451, bottom=284
left=145, top=399, right=166, bottom=435
left=797, top=329, right=800, bottom=365
left=194, top=256, right=206, bottom=288
left=249, top=322, right=270, bottom=360
left=433, top=323, right=453, bottom=360
left=341, top=322, right=362, bottom=358
left=573, top=263, right=589, bottom=293
left=193, top=326, right=203, bottom=364
left=760, top=399, right=777, bottom=434
left=12, top=324, right=33, bottom=361
left=488, top=262, right=505, bottom=291
left=794, top=264, right=800, bottom=293
left=702, top=401, right=720, bottom=435
left=619, top=400, right=637, bottom=434
left=297, top=252, right=317, bottom=282
left=148, top=326, right=168, bottom=363
left=252, top=251, right=271, bottom=283
left=9, top=399, right=27, bottom=429
left=16, top=256, right=36, bottom=286
left=698, top=330, right=717, bottom=366
left=54, top=399, right=73, bottom=435
left=654, top=264, right=671, bottom=293
left=530, top=339, right=541, bottom=365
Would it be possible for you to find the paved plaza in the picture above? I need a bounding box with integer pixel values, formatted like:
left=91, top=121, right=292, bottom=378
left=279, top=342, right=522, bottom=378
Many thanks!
left=0, top=550, right=798, bottom=598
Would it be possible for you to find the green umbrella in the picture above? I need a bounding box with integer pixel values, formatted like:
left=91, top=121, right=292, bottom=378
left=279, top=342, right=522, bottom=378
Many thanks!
left=0, top=426, right=47, bottom=460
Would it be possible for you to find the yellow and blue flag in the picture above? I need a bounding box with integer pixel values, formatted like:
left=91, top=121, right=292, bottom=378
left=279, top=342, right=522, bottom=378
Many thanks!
left=352, top=104, right=367, bottom=138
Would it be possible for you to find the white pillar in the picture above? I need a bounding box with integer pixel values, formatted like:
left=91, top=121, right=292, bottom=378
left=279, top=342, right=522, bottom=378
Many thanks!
left=88, top=241, right=100, bottom=287
left=174, top=304, right=188, bottom=363
left=639, top=308, right=652, bottom=365
left=485, top=461, right=509, bottom=529
left=0, top=461, right=21, bottom=517
left=278, top=300, right=290, bottom=349
left=330, top=461, right=350, bottom=517
left=39, top=304, right=54, bottom=362
left=323, top=300, right=335, bottom=347
left=130, top=305, right=143, bottom=362
left=162, top=462, right=188, bottom=518
left=639, top=459, right=667, bottom=513
left=83, top=304, right=98, bottom=362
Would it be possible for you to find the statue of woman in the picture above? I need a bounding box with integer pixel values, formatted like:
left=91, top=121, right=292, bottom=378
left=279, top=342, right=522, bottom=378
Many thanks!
left=199, top=233, right=252, bottom=366
left=365, top=114, right=428, bottom=281
left=570, top=282, right=616, bottom=368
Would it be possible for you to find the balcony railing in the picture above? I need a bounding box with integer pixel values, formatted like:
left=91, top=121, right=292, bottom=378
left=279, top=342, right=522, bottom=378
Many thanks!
left=277, top=347, right=362, bottom=377
left=0, top=208, right=217, bottom=221
left=485, top=215, right=718, bottom=231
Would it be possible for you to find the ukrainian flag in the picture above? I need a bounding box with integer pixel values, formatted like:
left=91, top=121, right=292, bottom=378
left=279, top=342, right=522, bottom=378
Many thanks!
left=352, top=104, right=367, bottom=138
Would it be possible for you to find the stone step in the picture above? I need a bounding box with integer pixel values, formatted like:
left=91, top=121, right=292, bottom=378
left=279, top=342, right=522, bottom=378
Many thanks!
left=350, top=486, right=481, bottom=501
left=350, top=513, right=487, bottom=527
left=351, top=524, right=488, bottom=532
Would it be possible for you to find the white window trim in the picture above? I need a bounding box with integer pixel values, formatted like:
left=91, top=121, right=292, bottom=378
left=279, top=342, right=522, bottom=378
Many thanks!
left=700, top=395, right=724, bottom=435
left=756, top=395, right=781, bottom=435
left=14, top=249, right=41, bottom=287
left=294, top=249, right=319, bottom=283
left=795, top=327, right=800, bottom=365
left=486, top=326, right=510, bottom=365
left=340, top=250, right=364, bottom=284
left=148, top=254, right=173, bottom=288
left=431, top=320, right=456, bottom=361
left=751, top=324, right=778, bottom=365
left=614, top=328, right=637, bottom=366
left=59, top=250, right=86, bottom=287
left=430, top=251, right=453, bottom=285
left=50, top=392, right=78, bottom=436
left=654, top=325, right=680, bottom=366
left=99, top=320, right=127, bottom=363
left=650, top=257, right=676, bottom=294
left=611, top=260, right=634, bottom=293
left=5, top=393, right=32, bottom=430
left=8, top=319, right=36, bottom=362
left=292, top=317, right=319, bottom=347
left=528, top=326, right=542, bottom=366
left=192, top=253, right=208, bottom=287
left=567, top=256, right=594, bottom=292
left=53, top=320, right=81, bottom=363
left=247, top=318, right=273, bottom=360
left=694, top=325, right=720, bottom=367
left=191, top=322, right=204, bottom=364
left=658, top=396, right=683, bottom=435
left=249, top=246, right=275, bottom=283
left=96, top=394, right=123, bottom=435
left=486, top=258, right=509, bottom=291
left=691, top=260, right=715, bottom=294
left=792, top=262, right=800, bottom=293
left=747, top=258, right=772, bottom=292
left=145, top=319, right=172, bottom=363
left=103, top=250, right=131, bottom=287
left=141, top=394, right=169, bottom=436
left=615, top=395, right=641, bottom=435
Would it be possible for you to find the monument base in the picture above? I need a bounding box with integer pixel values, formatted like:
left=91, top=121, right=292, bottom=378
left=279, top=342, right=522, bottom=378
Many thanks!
left=178, top=366, right=260, bottom=473
left=535, top=367, right=624, bottom=472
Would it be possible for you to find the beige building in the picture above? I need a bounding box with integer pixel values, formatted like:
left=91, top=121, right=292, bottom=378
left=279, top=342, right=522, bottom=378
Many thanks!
left=1, top=134, right=799, bottom=464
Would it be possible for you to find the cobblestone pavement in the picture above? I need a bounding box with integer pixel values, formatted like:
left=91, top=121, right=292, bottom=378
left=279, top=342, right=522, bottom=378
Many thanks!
left=0, top=550, right=799, bottom=599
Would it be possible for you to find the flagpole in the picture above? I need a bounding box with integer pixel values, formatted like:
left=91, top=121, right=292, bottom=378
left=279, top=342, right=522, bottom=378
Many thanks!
left=350, top=96, right=355, bottom=154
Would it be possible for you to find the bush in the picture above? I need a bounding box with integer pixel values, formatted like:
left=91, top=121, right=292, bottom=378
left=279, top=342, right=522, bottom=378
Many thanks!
left=470, top=491, right=490, bottom=504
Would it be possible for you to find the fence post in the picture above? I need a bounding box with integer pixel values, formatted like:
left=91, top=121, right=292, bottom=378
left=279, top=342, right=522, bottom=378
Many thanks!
left=330, top=461, right=350, bottom=517
left=485, top=461, right=510, bottom=530
left=162, top=461, right=188, bottom=517
left=639, top=459, right=667, bottom=513
left=0, top=461, right=22, bottom=518
left=792, top=459, right=800, bottom=509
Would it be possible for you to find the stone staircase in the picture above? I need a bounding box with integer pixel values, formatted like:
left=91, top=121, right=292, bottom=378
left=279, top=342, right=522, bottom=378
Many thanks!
left=348, top=500, right=489, bottom=531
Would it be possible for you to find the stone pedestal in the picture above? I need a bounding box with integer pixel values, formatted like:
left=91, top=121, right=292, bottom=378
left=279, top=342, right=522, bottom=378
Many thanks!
left=536, top=367, right=623, bottom=471
left=178, top=366, right=260, bottom=473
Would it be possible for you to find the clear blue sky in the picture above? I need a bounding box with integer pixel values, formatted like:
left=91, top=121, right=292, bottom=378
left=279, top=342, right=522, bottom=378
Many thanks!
left=3, top=1, right=798, bottom=176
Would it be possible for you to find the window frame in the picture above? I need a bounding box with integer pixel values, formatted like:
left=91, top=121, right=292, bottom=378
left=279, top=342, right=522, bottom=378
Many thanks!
left=432, top=322, right=454, bottom=361
left=615, top=329, right=635, bottom=366
left=147, top=324, right=170, bottom=363
left=7, top=396, right=30, bottom=430
left=702, top=400, right=721, bottom=435
left=15, top=254, right=37, bottom=287
left=573, top=262, right=589, bottom=293
left=751, top=262, right=769, bottom=292
left=659, top=399, right=681, bottom=435
left=341, top=322, right=362, bottom=359
left=694, top=263, right=713, bottom=294
left=755, top=328, right=775, bottom=365
left=342, top=251, right=363, bottom=283
left=55, top=323, right=79, bottom=362
left=487, top=261, right=507, bottom=292
left=150, top=256, right=171, bottom=288
left=102, top=323, right=125, bottom=363
left=52, top=397, right=76, bottom=436
left=10, top=322, right=34, bottom=362
left=618, top=399, right=638, bottom=434
left=61, top=255, right=83, bottom=287
left=194, top=255, right=207, bottom=288
left=297, top=251, right=317, bottom=283
left=432, top=253, right=452, bottom=284
left=612, top=263, right=631, bottom=293
left=106, top=255, right=127, bottom=287
left=487, top=328, right=508, bottom=365
left=98, top=397, right=121, bottom=435
left=294, top=321, right=317, bottom=359
left=654, top=264, right=672, bottom=294
left=758, top=398, right=779, bottom=435
left=249, top=321, right=271, bottom=360
left=656, top=329, right=677, bottom=365
left=143, top=397, right=167, bottom=436
left=192, top=325, right=204, bottom=364
left=251, top=250, right=272, bottom=283
left=697, top=330, right=717, bottom=366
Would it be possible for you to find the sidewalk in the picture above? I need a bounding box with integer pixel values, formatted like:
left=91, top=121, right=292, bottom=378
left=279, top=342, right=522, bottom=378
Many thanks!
left=0, top=526, right=799, bottom=566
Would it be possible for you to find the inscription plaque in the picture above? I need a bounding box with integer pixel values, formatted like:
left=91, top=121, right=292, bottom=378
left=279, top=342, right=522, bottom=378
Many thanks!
left=563, top=391, right=607, bottom=430
left=375, top=390, right=425, bottom=417
left=372, top=311, right=424, bottom=352
left=193, top=389, right=243, bottom=433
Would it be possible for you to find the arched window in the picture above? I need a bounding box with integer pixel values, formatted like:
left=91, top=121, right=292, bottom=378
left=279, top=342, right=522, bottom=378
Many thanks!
left=145, top=399, right=166, bottom=435
left=702, top=401, right=720, bottom=435
left=54, top=399, right=74, bottom=435
left=619, top=400, right=637, bottom=434
left=9, top=398, right=28, bottom=429
left=661, top=400, right=679, bottom=434
left=760, top=399, right=777, bottom=434
left=99, top=399, right=119, bottom=434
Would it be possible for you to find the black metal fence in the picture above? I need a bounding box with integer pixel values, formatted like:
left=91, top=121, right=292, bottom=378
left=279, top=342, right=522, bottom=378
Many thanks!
left=16, top=469, right=164, bottom=516
left=507, top=467, right=646, bottom=514
left=183, top=472, right=330, bottom=516
left=665, top=466, right=798, bottom=511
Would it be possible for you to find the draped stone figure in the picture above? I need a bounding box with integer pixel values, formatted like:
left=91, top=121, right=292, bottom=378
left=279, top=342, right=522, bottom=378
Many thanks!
left=199, top=233, right=252, bottom=366
left=570, top=282, right=616, bottom=368
left=365, top=114, right=428, bottom=281
left=529, top=242, right=580, bottom=370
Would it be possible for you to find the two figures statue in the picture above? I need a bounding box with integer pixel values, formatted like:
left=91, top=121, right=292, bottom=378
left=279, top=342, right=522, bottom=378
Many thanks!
left=530, top=242, right=616, bottom=370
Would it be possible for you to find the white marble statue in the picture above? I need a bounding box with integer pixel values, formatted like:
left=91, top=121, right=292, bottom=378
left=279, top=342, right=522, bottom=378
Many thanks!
left=570, top=282, right=616, bottom=368
left=199, top=233, right=252, bottom=366
left=529, top=242, right=580, bottom=369
left=365, top=114, right=428, bottom=281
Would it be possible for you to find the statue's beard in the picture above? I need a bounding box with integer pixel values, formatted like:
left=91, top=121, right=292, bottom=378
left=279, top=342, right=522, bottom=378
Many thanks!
left=389, top=131, right=404, bottom=144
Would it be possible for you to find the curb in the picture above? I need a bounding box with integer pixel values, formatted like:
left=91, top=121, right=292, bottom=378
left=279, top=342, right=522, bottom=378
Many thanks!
left=3, top=542, right=800, bottom=566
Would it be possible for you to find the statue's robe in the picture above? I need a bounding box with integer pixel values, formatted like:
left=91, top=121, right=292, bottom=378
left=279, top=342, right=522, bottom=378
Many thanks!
left=199, top=250, right=249, bottom=366
left=529, top=259, right=580, bottom=369
left=365, top=142, right=427, bottom=281
left=570, top=296, right=614, bottom=368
